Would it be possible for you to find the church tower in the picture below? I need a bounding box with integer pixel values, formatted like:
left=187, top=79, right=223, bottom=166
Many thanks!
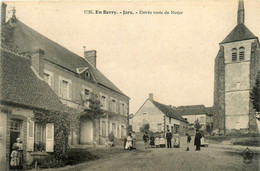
left=213, top=0, right=260, bottom=134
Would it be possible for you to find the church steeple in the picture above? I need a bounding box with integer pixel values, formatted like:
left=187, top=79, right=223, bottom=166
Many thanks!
left=237, top=0, right=245, bottom=24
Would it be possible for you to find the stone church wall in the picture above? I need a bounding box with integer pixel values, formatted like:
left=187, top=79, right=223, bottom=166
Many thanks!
left=213, top=46, right=225, bottom=134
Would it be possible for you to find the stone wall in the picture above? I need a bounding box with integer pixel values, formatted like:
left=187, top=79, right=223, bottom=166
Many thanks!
left=249, top=40, right=260, bottom=133
left=213, top=46, right=225, bottom=134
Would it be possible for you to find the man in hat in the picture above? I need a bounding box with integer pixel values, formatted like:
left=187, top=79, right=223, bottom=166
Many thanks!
left=166, top=129, right=172, bottom=148
left=194, top=130, right=202, bottom=151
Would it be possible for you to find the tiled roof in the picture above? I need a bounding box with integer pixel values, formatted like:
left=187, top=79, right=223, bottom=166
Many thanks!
left=10, top=20, right=126, bottom=96
left=175, top=105, right=212, bottom=116
left=152, top=101, right=188, bottom=123
left=0, top=49, right=65, bottom=112
left=220, top=24, right=257, bottom=44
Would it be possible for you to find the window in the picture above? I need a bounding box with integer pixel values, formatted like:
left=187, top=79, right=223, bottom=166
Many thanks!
left=102, top=121, right=106, bottom=136
left=61, top=80, right=68, bottom=98
left=10, top=119, right=22, bottom=131
left=34, top=123, right=46, bottom=151
left=44, top=70, right=54, bottom=89
left=59, top=76, right=72, bottom=99
left=120, top=103, right=124, bottom=115
left=85, top=71, right=90, bottom=79
left=112, top=123, right=117, bottom=137
left=120, top=102, right=127, bottom=115
left=111, top=99, right=117, bottom=113
left=82, top=86, right=92, bottom=102
left=100, top=95, right=107, bottom=109
left=169, top=118, right=172, bottom=124
left=232, top=48, right=237, bottom=62
left=143, top=112, right=148, bottom=122
left=239, top=47, right=245, bottom=61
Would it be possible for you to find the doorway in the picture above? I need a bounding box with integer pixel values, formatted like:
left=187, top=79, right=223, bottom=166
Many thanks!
left=9, top=119, right=22, bottom=169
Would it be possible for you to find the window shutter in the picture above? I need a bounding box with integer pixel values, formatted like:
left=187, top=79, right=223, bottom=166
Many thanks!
left=59, top=79, right=62, bottom=97
left=46, top=123, right=54, bottom=152
left=50, top=74, right=54, bottom=89
left=27, top=118, right=34, bottom=151
left=69, top=83, right=72, bottom=100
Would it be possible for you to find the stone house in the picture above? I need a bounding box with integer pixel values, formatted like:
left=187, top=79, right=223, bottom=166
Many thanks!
left=2, top=4, right=130, bottom=145
left=213, top=0, right=260, bottom=134
left=175, top=105, right=213, bottom=132
left=0, top=48, right=65, bottom=170
left=131, top=94, right=188, bottom=136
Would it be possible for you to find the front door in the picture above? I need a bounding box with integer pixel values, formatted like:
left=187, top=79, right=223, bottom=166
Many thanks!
left=9, top=119, right=22, bottom=169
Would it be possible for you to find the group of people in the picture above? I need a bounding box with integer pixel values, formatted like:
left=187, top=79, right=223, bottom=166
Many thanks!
left=143, top=130, right=181, bottom=149
left=109, top=129, right=203, bottom=151
left=124, top=131, right=136, bottom=150
left=10, top=137, right=23, bottom=170
left=144, top=129, right=203, bottom=151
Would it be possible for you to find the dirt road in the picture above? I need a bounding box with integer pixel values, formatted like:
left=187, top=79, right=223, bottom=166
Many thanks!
left=52, top=140, right=259, bottom=171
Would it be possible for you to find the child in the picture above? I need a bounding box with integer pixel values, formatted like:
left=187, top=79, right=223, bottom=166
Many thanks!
left=159, top=136, right=166, bottom=148
left=10, top=145, right=19, bottom=168
left=155, top=136, right=160, bottom=148
left=186, top=133, right=191, bottom=151
left=150, top=134, right=155, bottom=148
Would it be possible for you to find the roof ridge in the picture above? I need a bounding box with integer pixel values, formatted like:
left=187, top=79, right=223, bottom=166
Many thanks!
left=0, top=46, right=30, bottom=60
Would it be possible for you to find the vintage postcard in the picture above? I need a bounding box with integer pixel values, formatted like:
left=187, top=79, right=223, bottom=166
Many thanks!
left=0, top=0, right=260, bottom=170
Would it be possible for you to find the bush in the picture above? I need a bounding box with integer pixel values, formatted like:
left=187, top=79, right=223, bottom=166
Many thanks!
left=67, top=149, right=99, bottom=165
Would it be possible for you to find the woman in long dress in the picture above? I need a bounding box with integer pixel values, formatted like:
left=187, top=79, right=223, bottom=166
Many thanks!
left=173, top=131, right=180, bottom=148
left=125, top=133, right=133, bottom=150
left=149, top=134, right=155, bottom=148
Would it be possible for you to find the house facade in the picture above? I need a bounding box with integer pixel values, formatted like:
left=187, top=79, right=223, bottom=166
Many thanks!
left=175, top=105, right=213, bottom=132
left=213, top=0, right=260, bottom=134
left=131, top=94, right=188, bottom=135
left=0, top=48, right=65, bottom=170
left=3, top=5, right=130, bottom=145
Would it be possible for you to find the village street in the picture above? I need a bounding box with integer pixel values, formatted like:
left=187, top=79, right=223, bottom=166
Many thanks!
left=46, top=137, right=260, bottom=171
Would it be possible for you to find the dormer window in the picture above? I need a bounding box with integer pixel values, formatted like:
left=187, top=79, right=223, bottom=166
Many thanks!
left=85, top=71, right=90, bottom=79
left=239, top=47, right=245, bottom=61
left=232, top=48, right=237, bottom=62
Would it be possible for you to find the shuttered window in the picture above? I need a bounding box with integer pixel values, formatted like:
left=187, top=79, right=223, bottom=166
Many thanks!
left=239, top=47, right=245, bottom=61
left=27, top=118, right=34, bottom=151
left=44, top=70, right=54, bottom=89
left=59, top=76, right=72, bottom=100
left=232, top=48, right=237, bottom=62
left=46, top=123, right=54, bottom=152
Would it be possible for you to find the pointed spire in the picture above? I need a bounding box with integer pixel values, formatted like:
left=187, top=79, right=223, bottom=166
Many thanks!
left=237, top=0, right=245, bottom=24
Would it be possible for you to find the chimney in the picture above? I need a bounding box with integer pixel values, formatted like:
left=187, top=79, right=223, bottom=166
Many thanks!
left=1, top=2, right=7, bottom=24
left=84, top=50, right=97, bottom=68
left=31, top=49, right=45, bottom=78
left=149, top=93, right=153, bottom=101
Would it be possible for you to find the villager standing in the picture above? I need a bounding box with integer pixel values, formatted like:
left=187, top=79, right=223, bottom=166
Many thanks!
left=132, top=131, right=136, bottom=149
left=150, top=133, right=155, bottom=148
left=194, top=130, right=202, bottom=151
left=173, top=131, right=180, bottom=148
left=11, top=137, right=23, bottom=170
left=125, top=133, right=133, bottom=150
left=108, top=131, right=115, bottom=147
left=159, top=135, right=166, bottom=148
left=143, top=132, right=149, bottom=149
left=155, top=135, right=160, bottom=148
left=166, top=130, right=172, bottom=148
left=186, top=133, right=191, bottom=151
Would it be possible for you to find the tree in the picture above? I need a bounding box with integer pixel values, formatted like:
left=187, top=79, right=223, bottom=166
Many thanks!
left=80, top=92, right=104, bottom=119
left=194, top=119, right=202, bottom=130
left=139, top=123, right=150, bottom=133
left=251, top=71, right=260, bottom=113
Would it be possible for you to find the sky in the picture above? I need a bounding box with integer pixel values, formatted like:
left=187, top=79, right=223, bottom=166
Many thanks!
left=3, top=0, right=260, bottom=114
